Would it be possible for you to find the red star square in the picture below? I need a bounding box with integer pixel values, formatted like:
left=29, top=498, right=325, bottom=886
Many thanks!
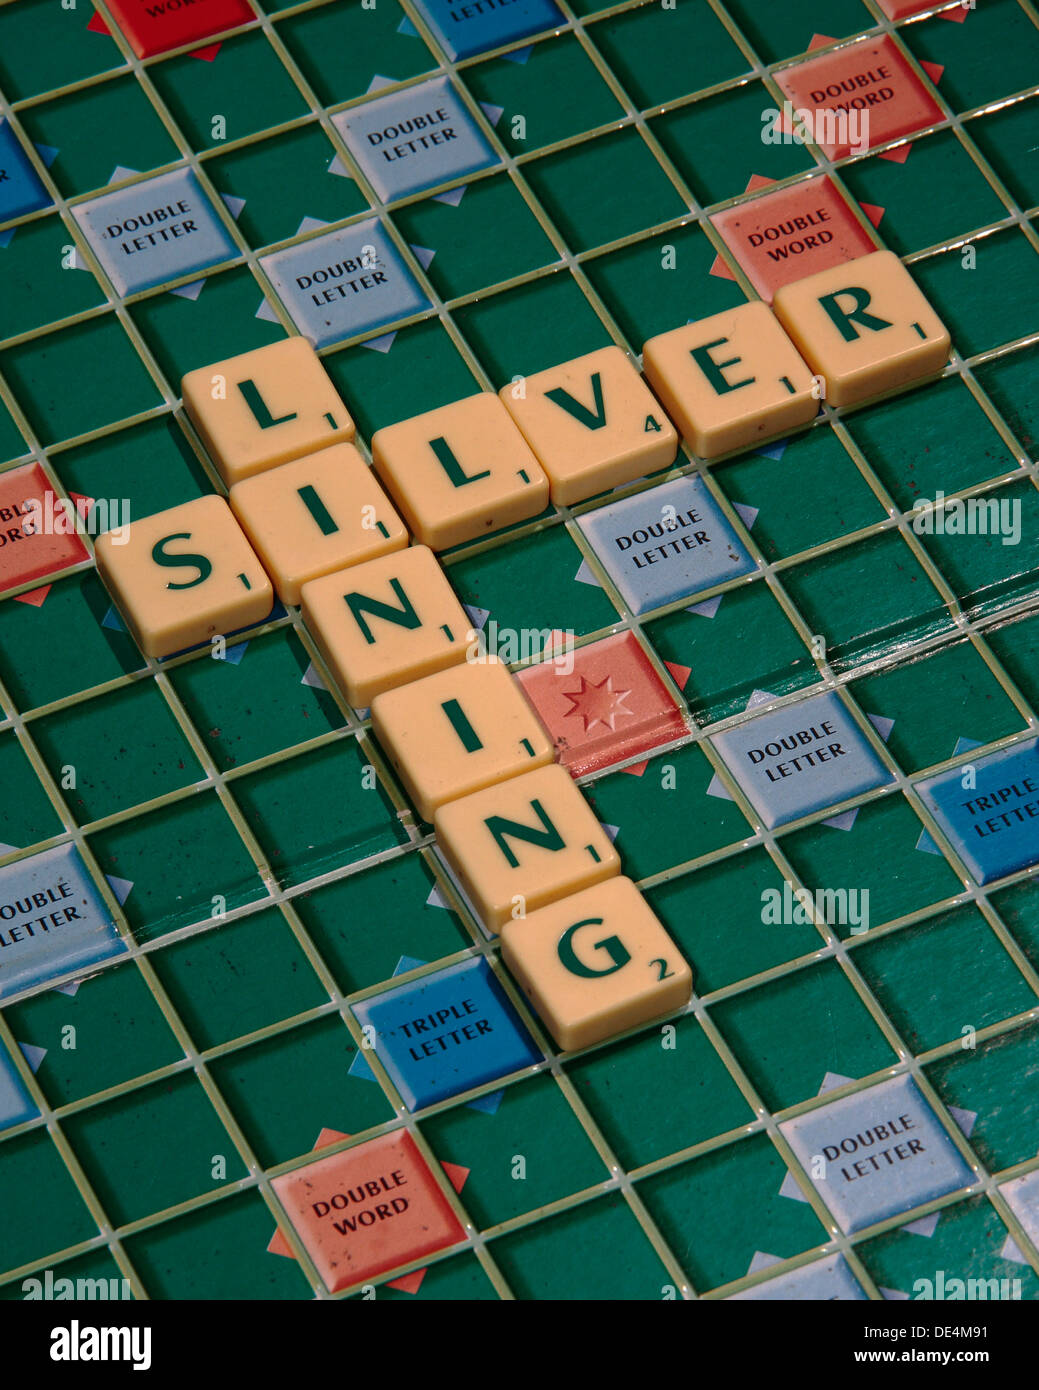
left=562, top=674, right=636, bottom=733
left=516, top=631, right=687, bottom=777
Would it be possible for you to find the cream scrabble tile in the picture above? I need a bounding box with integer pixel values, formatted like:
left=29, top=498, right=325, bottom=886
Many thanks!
left=181, top=337, right=355, bottom=486
left=434, top=763, right=620, bottom=934
left=500, top=345, right=679, bottom=505
left=642, top=301, right=818, bottom=459
left=371, top=655, right=553, bottom=822
left=371, top=393, right=548, bottom=551
left=95, top=495, right=273, bottom=658
left=772, top=249, right=951, bottom=407
left=501, top=876, right=692, bottom=1051
left=300, top=544, right=471, bottom=708
left=229, top=443, right=407, bottom=605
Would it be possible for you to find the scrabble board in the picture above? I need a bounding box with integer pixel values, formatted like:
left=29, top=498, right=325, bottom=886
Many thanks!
left=1, top=0, right=1039, bottom=1307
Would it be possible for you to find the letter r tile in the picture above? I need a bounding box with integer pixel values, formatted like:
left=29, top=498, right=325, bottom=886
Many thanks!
left=772, top=250, right=950, bottom=406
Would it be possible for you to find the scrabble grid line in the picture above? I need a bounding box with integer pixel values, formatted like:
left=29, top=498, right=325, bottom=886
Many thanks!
left=0, top=0, right=1037, bottom=1299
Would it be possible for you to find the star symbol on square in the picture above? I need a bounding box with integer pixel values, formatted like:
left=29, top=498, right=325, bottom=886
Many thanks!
left=562, top=675, right=635, bottom=733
